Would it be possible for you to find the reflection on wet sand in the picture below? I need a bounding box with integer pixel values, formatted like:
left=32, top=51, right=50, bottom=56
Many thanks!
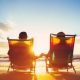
left=0, top=58, right=80, bottom=80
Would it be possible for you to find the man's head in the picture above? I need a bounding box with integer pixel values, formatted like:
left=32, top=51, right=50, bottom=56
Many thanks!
left=19, top=32, right=27, bottom=39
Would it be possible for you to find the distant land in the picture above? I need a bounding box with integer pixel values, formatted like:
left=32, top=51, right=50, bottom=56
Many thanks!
left=0, top=42, right=8, bottom=48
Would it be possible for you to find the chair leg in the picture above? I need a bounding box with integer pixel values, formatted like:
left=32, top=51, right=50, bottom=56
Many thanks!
left=7, top=66, right=10, bottom=72
left=33, top=61, right=36, bottom=73
left=7, top=63, right=11, bottom=72
left=67, top=67, right=68, bottom=72
left=45, top=59, right=48, bottom=72
left=72, top=65, right=76, bottom=74
left=46, top=68, right=48, bottom=72
left=34, top=67, right=35, bottom=73
left=30, top=67, right=32, bottom=72
left=46, top=65, right=48, bottom=72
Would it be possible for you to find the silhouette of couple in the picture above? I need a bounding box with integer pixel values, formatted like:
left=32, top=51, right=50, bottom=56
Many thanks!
left=8, top=31, right=71, bottom=68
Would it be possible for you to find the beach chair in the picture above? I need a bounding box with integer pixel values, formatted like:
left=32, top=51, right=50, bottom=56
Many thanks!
left=46, top=33, right=76, bottom=73
left=7, top=38, right=36, bottom=72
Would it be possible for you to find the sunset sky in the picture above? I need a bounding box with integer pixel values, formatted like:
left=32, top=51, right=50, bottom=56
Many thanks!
left=0, top=0, right=80, bottom=55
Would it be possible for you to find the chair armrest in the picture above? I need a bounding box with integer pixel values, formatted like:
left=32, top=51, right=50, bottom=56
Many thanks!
left=72, top=58, right=80, bottom=61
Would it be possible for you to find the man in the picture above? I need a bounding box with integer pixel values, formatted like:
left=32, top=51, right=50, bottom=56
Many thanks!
left=8, top=31, right=34, bottom=66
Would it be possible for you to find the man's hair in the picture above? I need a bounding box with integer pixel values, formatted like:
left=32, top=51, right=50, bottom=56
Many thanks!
left=19, top=32, right=27, bottom=39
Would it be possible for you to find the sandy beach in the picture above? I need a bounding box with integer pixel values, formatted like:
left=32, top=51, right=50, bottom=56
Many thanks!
left=0, top=59, right=80, bottom=80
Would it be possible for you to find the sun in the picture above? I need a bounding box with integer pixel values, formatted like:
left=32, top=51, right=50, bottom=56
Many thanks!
left=33, top=43, right=49, bottom=56
left=33, top=44, right=41, bottom=56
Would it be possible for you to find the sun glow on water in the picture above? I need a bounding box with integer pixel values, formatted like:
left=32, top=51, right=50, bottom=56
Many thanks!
left=35, top=59, right=46, bottom=74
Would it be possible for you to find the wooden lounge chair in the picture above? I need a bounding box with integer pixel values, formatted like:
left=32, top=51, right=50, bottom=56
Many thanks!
left=46, top=33, right=76, bottom=73
left=7, top=38, right=36, bottom=72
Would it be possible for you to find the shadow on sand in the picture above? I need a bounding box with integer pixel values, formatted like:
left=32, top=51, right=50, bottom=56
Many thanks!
left=49, top=71, right=80, bottom=80
left=0, top=71, right=37, bottom=80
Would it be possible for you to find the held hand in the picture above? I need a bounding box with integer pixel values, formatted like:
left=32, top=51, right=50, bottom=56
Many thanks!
left=40, top=53, right=47, bottom=57
left=39, top=53, right=43, bottom=57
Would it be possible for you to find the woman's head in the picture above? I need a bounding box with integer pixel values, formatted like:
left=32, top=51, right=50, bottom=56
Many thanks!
left=19, top=32, right=27, bottom=39
left=57, top=32, right=65, bottom=37
left=57, top=32, right=66, bottom=44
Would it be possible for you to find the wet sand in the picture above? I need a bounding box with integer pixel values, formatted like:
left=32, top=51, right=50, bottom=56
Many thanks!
left=0, top=60, right=80, bottom=80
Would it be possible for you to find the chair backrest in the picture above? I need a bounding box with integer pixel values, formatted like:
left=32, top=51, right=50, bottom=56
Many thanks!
left=8, top=38, right=34, bottom=66
left=50, top=33, right=76, bottom=66
left=8, top=38, right=33, bottom=49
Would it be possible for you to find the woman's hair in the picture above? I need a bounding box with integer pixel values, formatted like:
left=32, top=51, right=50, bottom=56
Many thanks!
left=19, top=32, right=27, bottom=39
left=57, top=32, right=65, bottom=37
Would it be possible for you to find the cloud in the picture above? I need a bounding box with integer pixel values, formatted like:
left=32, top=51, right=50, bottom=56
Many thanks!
left=0, top=22, right=12, bottom=31
left=0, top=22, right=13, bottom=40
